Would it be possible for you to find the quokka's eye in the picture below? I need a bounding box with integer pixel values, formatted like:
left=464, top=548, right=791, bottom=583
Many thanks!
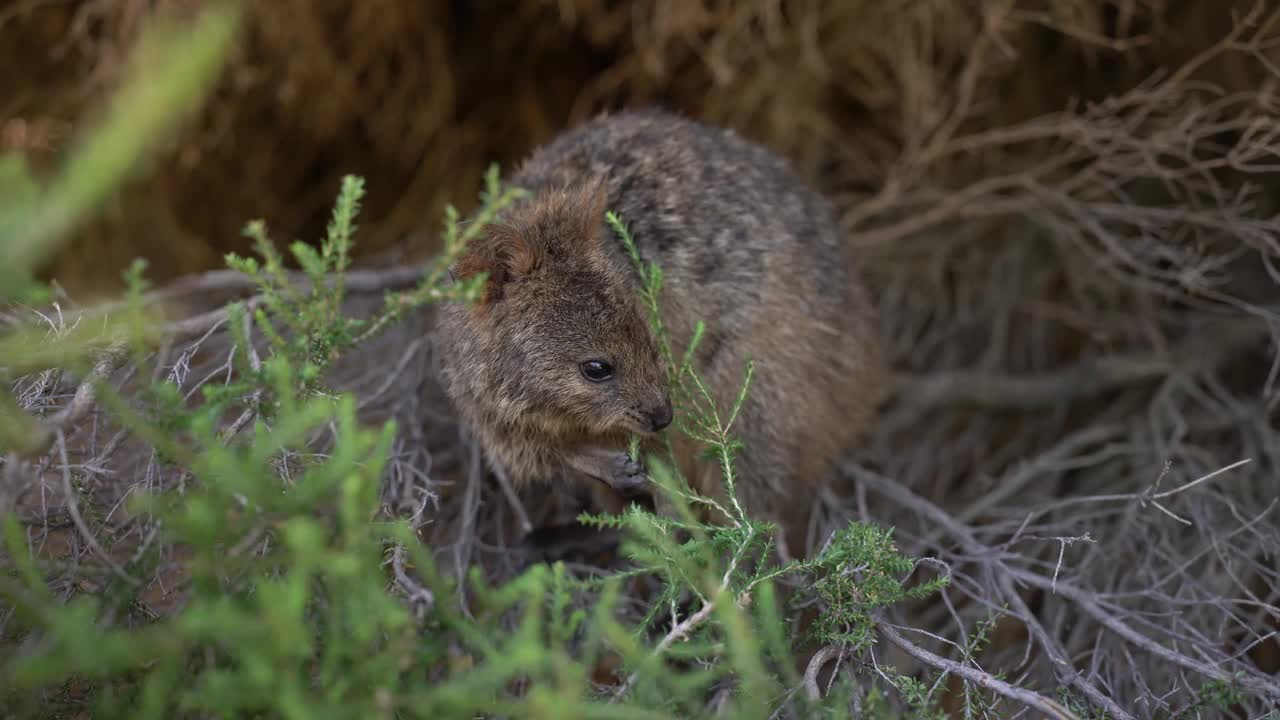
left=579, top=360, right=614, bottom=382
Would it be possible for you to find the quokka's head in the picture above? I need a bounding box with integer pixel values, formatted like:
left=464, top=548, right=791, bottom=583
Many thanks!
left=439, top=177, right=673, bottom=440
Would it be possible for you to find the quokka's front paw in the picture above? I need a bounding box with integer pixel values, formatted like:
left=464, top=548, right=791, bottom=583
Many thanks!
left=606, top=452, right=648, bottom=496
left=564, top=447, right=652, bottom=497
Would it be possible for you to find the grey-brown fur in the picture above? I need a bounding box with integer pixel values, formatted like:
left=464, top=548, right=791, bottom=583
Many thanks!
left=435, top=108, right=888, bottom=547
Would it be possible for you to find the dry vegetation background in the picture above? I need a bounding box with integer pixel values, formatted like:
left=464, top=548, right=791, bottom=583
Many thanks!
left=5, top=0, right=1280, bottom=717
left=12, top=0, right=1275, bottom=299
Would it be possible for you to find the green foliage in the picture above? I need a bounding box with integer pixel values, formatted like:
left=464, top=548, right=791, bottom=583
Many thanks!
left=0, top=1, right=241, bottom=454
left=2, top=393, right=403, bottom=719
left=0, top=170, right=522, bottom=719
left=2, top=166, right=945, bottom=717
left=1168, top=675, right=1248, bottom=720
left=220, top=169, right=520, bottom=408
left=809, top=524, right=949, bottom=652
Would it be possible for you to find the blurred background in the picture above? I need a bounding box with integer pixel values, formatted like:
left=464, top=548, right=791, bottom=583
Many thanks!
left=4, top=0, right=1269, bottom=298
left=5, top=3, right=1280, bottom=710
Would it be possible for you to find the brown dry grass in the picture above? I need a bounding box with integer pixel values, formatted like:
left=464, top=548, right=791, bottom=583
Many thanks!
left=3, top=1, right=1266, bottom=297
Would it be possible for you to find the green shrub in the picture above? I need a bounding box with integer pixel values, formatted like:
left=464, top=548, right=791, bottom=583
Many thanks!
left=1, top=165, right=951, bottom=719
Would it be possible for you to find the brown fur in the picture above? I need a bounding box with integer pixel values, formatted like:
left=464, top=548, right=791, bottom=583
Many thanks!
left=435, top=108, right=888, bottom=554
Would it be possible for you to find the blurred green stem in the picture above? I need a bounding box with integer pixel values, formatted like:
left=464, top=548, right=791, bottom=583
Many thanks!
left=2, top=1, right=241, bottom=293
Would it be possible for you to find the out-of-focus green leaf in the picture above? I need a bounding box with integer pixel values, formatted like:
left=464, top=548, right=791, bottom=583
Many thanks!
left=0, top=1, right=241, bottom=302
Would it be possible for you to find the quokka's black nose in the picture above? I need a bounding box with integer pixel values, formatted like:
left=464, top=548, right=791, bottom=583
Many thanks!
left=648, top=400, right=674, bottom=431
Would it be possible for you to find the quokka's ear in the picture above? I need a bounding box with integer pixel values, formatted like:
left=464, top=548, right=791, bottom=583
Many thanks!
left=450, top=223, right=541, bottom=306
left=575, top=175, right=610, bottom=238
left=550, top=175, right=611, bottom=255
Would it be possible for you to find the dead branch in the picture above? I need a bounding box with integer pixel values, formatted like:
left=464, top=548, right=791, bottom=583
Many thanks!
left=876, top=624, right=1081, bottom=720
left=888, top=315, right=1268, bottom=415
left=4, top=262, right=430, bottom=460
left=802, top=645, right=846, bottom=701
left=56, top=429, right=139, bottom=587
left=848, top=465, right=1280, bottom=708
